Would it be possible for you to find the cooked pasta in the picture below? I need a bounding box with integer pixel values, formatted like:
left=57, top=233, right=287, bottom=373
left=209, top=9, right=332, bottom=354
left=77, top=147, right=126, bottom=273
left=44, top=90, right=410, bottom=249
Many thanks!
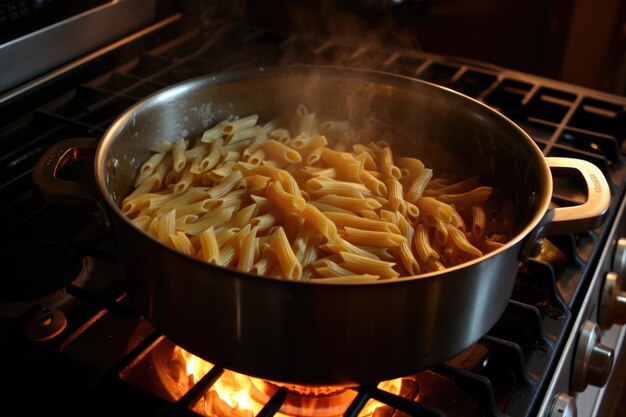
left=121, top=107, right=514, bottom=282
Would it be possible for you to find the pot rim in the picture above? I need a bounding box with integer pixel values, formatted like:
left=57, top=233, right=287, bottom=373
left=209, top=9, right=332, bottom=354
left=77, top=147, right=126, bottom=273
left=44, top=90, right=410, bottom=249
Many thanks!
left=94, top=64, right=553, bottom=285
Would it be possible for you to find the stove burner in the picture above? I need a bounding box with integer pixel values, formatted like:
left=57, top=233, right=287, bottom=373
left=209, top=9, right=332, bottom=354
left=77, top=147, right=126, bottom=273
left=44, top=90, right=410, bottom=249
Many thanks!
left=1, top=5, right=624, bottom=415
left=252, top=380, right=357, bottom=417
left=1, top=239, right=82, bottom=301
left=24, top=306, right=67, bottom=342
left=139, top=339, right=360, bottom=417
left=0, top=254, right=93, bottom=320
left=265, top=382, right=349, bottom=396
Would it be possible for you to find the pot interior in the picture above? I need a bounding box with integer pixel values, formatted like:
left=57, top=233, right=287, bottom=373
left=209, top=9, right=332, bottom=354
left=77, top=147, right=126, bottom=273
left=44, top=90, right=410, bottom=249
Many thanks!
left=98, top=66, right=550, bottom=243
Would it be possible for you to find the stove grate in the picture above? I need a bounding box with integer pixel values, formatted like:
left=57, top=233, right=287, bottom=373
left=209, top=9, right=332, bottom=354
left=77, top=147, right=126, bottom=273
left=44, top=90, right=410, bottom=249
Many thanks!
left=2, top=15, right=626, bottom=417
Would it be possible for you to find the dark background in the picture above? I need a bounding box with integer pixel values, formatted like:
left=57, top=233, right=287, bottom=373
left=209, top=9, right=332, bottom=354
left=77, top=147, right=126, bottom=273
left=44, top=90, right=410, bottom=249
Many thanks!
left=198, top=0, right=626, bottom=96
left=3, top=0, right=624, bottom=96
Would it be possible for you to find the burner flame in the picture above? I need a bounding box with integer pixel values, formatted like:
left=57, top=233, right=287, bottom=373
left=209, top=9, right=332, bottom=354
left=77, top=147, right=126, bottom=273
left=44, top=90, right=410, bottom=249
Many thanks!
left=160, top=345, right=408, bottom=417
left=201, top=370, right=263, bottom=417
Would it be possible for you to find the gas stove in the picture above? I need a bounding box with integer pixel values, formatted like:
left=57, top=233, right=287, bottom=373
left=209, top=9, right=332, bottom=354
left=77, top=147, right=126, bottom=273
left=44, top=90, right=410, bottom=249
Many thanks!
left=1, top=3, right=626, bottom=417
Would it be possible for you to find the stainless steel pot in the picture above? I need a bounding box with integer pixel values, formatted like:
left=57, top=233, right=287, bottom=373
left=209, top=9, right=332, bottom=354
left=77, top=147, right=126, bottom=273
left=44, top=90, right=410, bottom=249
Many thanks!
left=34, top=66, right=610, bottom=386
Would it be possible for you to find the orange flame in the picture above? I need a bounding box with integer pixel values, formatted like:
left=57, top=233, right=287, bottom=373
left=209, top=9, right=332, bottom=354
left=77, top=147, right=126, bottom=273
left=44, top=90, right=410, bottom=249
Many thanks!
left=200, top=370, right=264, bottom=417
left=179, top=347, right=213, bottom=386
left=169, top=346, right=408, bottom=417
left=357, top=378, right=406, bottom=417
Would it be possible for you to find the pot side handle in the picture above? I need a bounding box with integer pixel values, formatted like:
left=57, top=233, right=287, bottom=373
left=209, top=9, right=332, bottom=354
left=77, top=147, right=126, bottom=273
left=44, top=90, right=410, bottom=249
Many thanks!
left=33, top=138, right=103, bottom=208
left=542, top=157, right=611, bottom=236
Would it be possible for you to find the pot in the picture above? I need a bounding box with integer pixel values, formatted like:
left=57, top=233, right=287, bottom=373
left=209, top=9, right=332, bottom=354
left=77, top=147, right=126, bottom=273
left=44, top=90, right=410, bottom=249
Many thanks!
left=33, top=65, right=610, bottom=386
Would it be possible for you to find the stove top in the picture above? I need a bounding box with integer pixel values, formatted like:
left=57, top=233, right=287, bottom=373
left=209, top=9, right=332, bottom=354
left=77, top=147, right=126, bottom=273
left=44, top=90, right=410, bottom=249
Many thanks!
left=1, top=7, right=626, bottom=417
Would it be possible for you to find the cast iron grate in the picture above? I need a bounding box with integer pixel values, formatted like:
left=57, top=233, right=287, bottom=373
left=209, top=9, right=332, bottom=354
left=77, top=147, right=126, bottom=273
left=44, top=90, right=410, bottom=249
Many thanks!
left=2, top=15, right=626, bottom=417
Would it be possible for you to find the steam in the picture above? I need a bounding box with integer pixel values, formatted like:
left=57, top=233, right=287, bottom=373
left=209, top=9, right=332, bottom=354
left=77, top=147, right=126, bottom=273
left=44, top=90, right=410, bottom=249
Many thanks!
left=180, top=2, right=487, bottom=179
left=195, top=1, right=425, bottom=62
left=273, top=1, right=423, bottom=53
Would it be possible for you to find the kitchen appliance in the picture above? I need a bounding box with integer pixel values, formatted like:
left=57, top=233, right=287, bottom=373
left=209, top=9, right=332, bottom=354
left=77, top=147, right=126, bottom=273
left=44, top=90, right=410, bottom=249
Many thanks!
left=0, top=0, right=155, bottom=93
left=2, top=2, right=626, bottom=416
left=32, top=64, right=610, bottom=387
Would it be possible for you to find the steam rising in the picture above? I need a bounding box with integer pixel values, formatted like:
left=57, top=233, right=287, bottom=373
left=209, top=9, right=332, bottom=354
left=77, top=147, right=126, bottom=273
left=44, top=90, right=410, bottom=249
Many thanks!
left=251, top=68, right=480, bottom=181
left=195, top=1, right=425, bottom=64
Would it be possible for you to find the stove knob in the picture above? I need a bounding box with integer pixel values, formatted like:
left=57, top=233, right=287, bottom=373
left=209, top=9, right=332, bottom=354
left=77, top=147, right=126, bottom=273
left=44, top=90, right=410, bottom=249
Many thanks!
left=613, top=237, right=626, bottom=274
left=599, top=271, right=626, bottom=328
left=547, top=393, right=577, bottom=417
left=599, top=236, right=626, bottom=328
left=571, top=320, right=614, bottom=392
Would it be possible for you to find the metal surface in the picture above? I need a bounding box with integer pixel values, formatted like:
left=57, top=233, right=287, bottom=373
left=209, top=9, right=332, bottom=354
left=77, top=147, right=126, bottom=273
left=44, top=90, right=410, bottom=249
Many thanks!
left=537, top=193, right=626, bottom=417
left=599, top=271, right=626, bottom=328
left=540, top=157, right=610, bottom=236
left=0, top=14, right=182, bottom=108
left=612, top=238, right=626, bottom=276
left=24, top=307, right=67, bottom=342
left=0, top=0, right=155, bottom=94
left=571, top=320, right=614, bottom=392
left=3, top=5, right=625, bottom=413
left=34, top=66, right=611, bottom=385
left=599, top=238, right=626, bottom=328
left=547, top=393, right=578, bottom=417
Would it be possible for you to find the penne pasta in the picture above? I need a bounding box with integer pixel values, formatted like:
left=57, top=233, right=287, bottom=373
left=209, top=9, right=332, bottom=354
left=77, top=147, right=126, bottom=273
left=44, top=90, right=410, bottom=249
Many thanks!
left=414, top=224, right=439, bottom=262
left=222, top=115, right=258, bottom=135
left=405, top=168, right=433, bottom=203
left=295, top=135, right=328, bottom=159
left=177, top=206, right=236, bottom=235
left=200, top=137, right=224, bottom=172
left=377, top=146, right=402, bottom=179
left=310, top=274, right=380, bottom=283
left=387, top=178, right=404, bottom=213
left=446, top=223, right=483, bottom=259
left=266, top=181, right=306, bottom=214
left=436, top=186, right=493, bottom=207
left=323, top=212, right=401, bottom=234
left=353, top=149, right=377, bottom=171
left=305, top=176, right=371, bottom=199
left=341, top=227, right=406, bottom=248
left=171, top=138, right=188, bottom=173
left=237, top=227, right=258, bottom=273
left=322, top=237, right=380, bottom=260
left=415, top=197, right=453, bottom=225
left=229, top=125, right=261, bottom=144
left=251, top=243, right=277, bottom=276
left=269, top=128, right=291, bottom=143
left=397, top=242, right=421, bottom=276
left=121, top=107, right=513, bottom=282
left=245, top=174, right=271, bottom=190
left=230, top=204, right=258, bottom=229
left=250, top=212, right=279, bottom=232
left=471, top=206, right=487, bottom=239
left=316, top=194, right=381, bottom=212
left=360, top=169, right=388, bottom=196
left=271, top=227, right=302, bottom=280
left=131, top=214, right=152, bottom=230
left=314, top=259, right=356, bottom=277
left=218, top=226, right=250, bottom=267
left=135, top=152, right=166, bottom=186
left=206, top=170, right=244, bottom=199
left=320, top=148, right=362, bottom=181
left=201, top=120, right=226, bottom=143
left=169, top=231, right=195, bottom=256
left=158, top=209, right=176, bottom=244
left=300, top=203, right=337, bottom=242
left=198, top=226, right=221, bottom=264
left=263, top=139, right=302, bottom=164
left=338, top=251, right=398, bottom=279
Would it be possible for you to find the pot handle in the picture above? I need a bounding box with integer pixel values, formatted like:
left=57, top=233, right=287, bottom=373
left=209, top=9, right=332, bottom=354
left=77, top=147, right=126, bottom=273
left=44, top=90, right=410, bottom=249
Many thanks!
left=33, top=138, right=106, bottom=214
left=542, top=157, right=611, bottom=236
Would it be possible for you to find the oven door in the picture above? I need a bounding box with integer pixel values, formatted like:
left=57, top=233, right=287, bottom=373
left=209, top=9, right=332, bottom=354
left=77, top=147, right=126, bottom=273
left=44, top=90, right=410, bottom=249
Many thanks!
left=0, top=0, right=155, bottom=94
